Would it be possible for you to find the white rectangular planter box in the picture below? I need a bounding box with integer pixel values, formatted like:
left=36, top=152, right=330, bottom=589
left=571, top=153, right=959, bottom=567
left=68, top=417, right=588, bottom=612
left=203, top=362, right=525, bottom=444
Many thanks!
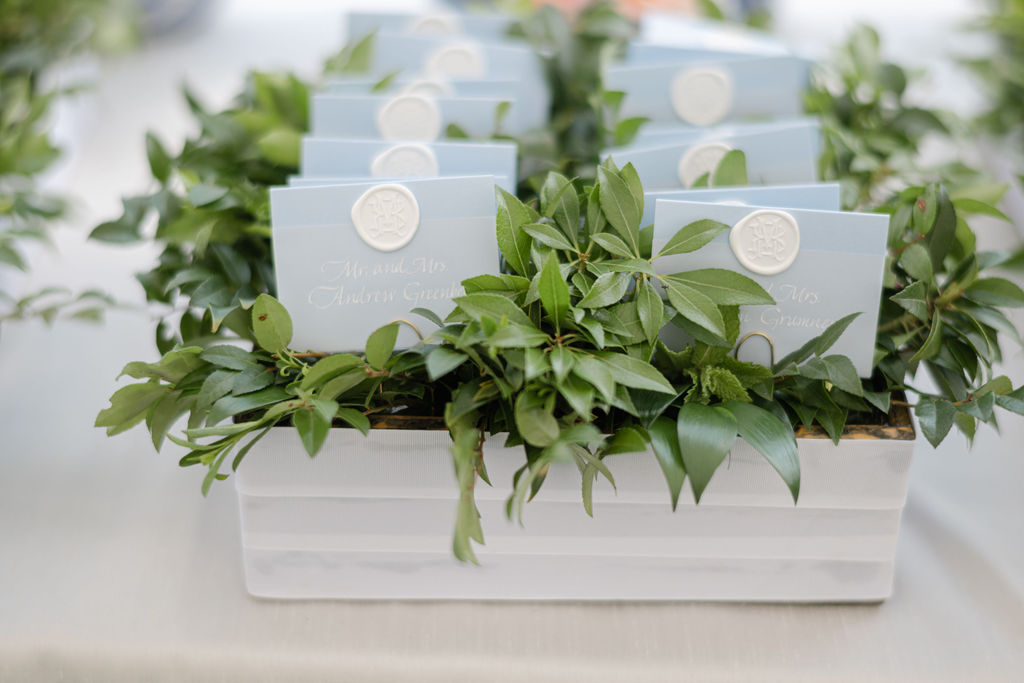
left=235, top=414, right=916, bottom=602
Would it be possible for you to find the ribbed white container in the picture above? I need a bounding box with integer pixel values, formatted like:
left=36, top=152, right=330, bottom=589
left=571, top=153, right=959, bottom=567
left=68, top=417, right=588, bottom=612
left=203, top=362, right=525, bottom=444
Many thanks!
left=235, top=422, right=916, bottom=602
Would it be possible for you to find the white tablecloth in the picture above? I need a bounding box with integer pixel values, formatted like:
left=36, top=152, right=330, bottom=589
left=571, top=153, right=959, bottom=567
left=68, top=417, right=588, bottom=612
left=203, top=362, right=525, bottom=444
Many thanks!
left=1, top=1, right=1022, bottom=680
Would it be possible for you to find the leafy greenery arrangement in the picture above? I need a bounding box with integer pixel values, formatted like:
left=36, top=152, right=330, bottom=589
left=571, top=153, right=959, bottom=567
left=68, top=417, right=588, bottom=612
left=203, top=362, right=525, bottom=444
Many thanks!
left=965, top=0, right=1024, bottom=143
left=94, top=4, right=1024, bottom=561
left=0, top=0, right=132, bottom=328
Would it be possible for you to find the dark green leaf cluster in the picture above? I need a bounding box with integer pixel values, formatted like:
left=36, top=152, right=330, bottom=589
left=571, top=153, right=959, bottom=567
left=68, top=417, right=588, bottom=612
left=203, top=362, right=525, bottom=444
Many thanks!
left=872, top=183, right=1024, bottom=446
left=96, top=294, right=439, bottom=491
left=965, top=0, right=1024, bottom=140
left=89, top=71, right=310, bottom=351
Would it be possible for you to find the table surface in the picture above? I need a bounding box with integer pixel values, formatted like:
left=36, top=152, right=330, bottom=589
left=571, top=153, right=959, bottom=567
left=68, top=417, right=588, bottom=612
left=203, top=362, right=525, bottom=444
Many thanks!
left=1, top=1, right=1023, bottom=681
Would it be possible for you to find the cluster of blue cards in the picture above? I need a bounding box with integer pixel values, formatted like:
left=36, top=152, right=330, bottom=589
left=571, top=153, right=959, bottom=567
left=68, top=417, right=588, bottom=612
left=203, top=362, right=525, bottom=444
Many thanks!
left=269, top=11, right=532, bottom=352
left=601, top=20, right=888, bottom=377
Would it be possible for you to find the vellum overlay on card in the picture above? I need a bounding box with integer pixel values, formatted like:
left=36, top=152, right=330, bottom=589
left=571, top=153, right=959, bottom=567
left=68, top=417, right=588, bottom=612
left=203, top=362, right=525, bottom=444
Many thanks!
left=270, top=176, right=499, bottom=352
left=653, top=200, right=888, bottom=376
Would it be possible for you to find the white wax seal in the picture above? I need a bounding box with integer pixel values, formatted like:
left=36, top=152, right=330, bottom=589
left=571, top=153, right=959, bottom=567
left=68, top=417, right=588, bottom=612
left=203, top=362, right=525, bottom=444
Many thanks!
left=370, top=143, right=440, bottom=178
left=426, top=43, right=486, bottom=80
left=670, top=67, right=734, bottom=126
left=401, top=78, right=453, bottom=98
left=351, top=184, right=421, bottom=252
left=677, top=141, right=734, bottom=188
left=376, top=94, right=442, bottom=141
left=729, top=209, right=800, bottom=275
left=407, top=13, right=462, bottom=36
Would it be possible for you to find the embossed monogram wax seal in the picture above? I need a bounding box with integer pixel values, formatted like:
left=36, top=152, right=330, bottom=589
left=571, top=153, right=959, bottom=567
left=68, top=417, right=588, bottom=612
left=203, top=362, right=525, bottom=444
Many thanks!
left=670, top=67, right=733, bottom=126
left=370, top=144, right=440, bottom=178
left=376, top=94, right=442, bottom=141
left=351, top=184, right=421, bottom=252
left=426, top=43, right=486, bottom=80
left=729, top=209, right=800, bottom=275
left=677, top=141, right=734, bottom=188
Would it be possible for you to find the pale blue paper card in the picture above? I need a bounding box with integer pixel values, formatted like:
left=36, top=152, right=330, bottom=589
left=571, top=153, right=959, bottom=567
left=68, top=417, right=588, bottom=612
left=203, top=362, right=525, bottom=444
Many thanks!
left=626, top=117, right=820, bottom=147
left=310, top=93, right=521, bottom=138
left=622, top=41, right=791, bottom=66
left=641, top=183, right=841, bottom=227
left=345, top=11, right=515, bottom=42
left=653, top=200, right=887, bottom=376
left=605, top=122, right=820, bottom=190
left=299, top=138, right=517, bottom=191
left=604, top=55, right=810, bottom=125
left=639, top=14, right=790, bottom=56
left=320, top=77, right=546, bottom=131
left=270, top=176, right=499, bottom=353
left=288, top=174, right=516, bottom=193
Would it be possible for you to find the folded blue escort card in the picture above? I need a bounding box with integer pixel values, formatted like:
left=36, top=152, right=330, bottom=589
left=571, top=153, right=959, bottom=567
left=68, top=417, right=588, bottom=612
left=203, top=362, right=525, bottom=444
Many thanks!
left=639, top=14, right=791, bottom=56
left=300, top=138, right=518, bottom=191
left=653, top=200, right=888, bottom=376
left=640, top=183, right=841, bottom=227
left=270, top=176, right=499, bottom=353
left=345, top=11, right=515, bottom=42
left=310, top=93, right=521, bottom=139
left=628, top=117, right=821, bottom=147
left=603, top=55, right=810, bottom=127
left=605, top=121, right=820, bottom=190
left=288, top=174, right=516, bottom=193
left=320, top=76, right=545, bottom=130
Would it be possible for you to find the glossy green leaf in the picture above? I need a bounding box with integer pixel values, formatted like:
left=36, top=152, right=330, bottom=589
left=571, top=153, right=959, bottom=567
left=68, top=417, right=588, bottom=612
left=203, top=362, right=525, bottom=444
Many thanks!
left=721, top=401, right=800, bottom=502
left=540, top=172, right=580, bottom=244
left=647, top=417, right=687, bottom=510
left=252, top=294, right=293, bottom=353
left=538, top=252, right=570, bottom=331
left=890, top=281, right=929, bottom=322
left=909, top=310, right=943, bottom=363
left=596, top=164, right=641, bottom=254
left=495, top=187, right=537, bottom=277
left=365, top=322, right=399, bottom=370
left=592, top=351, right=676, bottom=394
left=656, top=219, right=730, bottom=257
left=668, top=268, right=774, bottom=305
left=916, top=397, right=956, bottom=448
left=676, top=403, right=737, bottom=502
left=799, top=355, right=863, bottom=396
left=577, top=271, right=630, bottom=308
left=300, top=353, right=364, bottom=390
left=964, top=278, right=1024, bottom=308
left=711, top=149, right=748, bottom=187
left=636, top=279, right=664, bottom=344
left=661, top=278, right=726, bottom=340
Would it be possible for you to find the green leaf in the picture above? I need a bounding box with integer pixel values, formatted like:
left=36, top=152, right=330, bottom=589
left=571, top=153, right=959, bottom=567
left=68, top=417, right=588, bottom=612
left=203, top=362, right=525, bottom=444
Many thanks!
left=454, top=293, right=534, bottom=327
left=200, top=345, right=259, bottom=371
left=597, top=164, right=641, bottom=255
left=540, top=173, right=580, bottom=244
left=668, top=268, right=774, bottom=305
left=336, top=407, right=370, bottom=434
left=890, top=281, right=929, bottom=322
left=572, top=355, right=616, bottom=402
left=252, top=294, right=293, bottom=353
left=145, top=132, right=172, bottom=183
left=661, top=278, right=726, bottom=340
left=300, top=353, right=364, bottom=390
left=602, top=426, right=648, bottom=455
left=909, top=310, right=943, bottom=363
left=549, top=346, right=575, bottom=384
left=721, top=401, right=800, bottom=502
left=900, top=243, right=933, bottom=284
left=495, top=187, right=536, bottom=277
left=592, top=351, right=676, bottom=394
left=523, top=222, right=575, bottom=251
left=636, top=279, right=664, bottom=344
left=614, top=117, right=649, bottom=146
left=257, top=128, right=301, bottom=167
left=488, top=323, right=550, bottom=348
left=514, top=394, right=560, bottom=447
left=207, top=387, right=291, bottom=425
left=711, top=149, right=748, bottom=187
left=799, top=355, right=863, bottom=396
left=188, top=184, right=229, bottom=207
left=656, top=219, right=730, bottom=257
left=538, top=252, right=570, bottom=331
left=964, top=278, right=1024, bottom=308
left=577, top=272, right=630, bottom=308
left=95, top=383, right=168, bottom=436
left=995, top=387, right=1024, bottom=415
left=591, top=232, right=634, bottom=258
left=676, top=403, right=738, bottom=502
left=774, top=313, right=861, bottom=371
left=953, top=198, right=1009, bottom=222
left=426, top=347, right=468, bottom=380
left=916, top=397, right=956, bottom=448
left=365, top=322, right=400, bottom=370
left=294, top=399, right=337, bottom=457
left=319, top=368, right=368, bottom=401
left=924, top=187, right=956, bottom=270
left=647, top=417, right=687, bottom=510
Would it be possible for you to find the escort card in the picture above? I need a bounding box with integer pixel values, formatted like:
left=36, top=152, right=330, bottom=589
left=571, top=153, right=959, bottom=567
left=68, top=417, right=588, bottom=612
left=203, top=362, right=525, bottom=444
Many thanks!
left=345, top=11, right=515, bottom=42
left=310, top=93, right=521, bottom=139
left=627, top=117, right=821, bottom=147
left=653, top=200, right=887, bottom=376
left=640, top=183, right=841, bottom=227
left=270, top=176, right=499, bottom=353
left=300, top=138, right=518, bottom=191
left=603, top=55, right=810, bottom=127
left=288, top=174, right=516, bottom=193
left=605, top=121, right=820, bottom=190
left=320, top=76, right=545, bottom=130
